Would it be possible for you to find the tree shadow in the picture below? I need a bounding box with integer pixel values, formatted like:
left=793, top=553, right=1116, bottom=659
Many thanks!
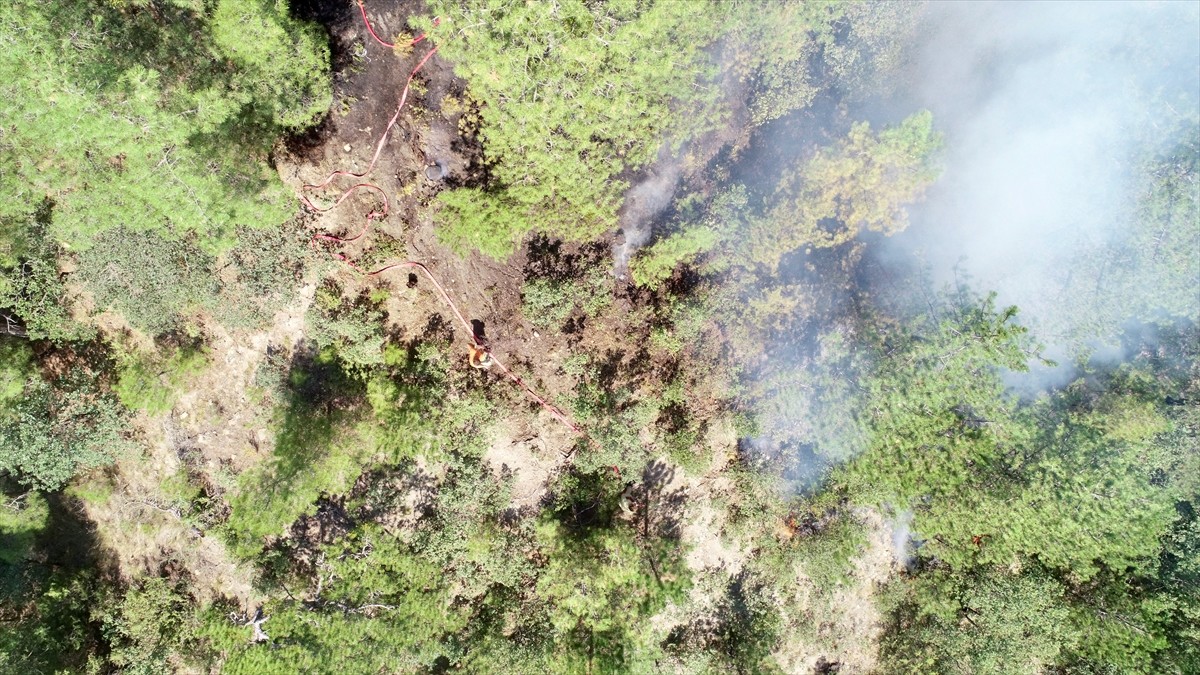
left=260, top=342, right=366, bottom=493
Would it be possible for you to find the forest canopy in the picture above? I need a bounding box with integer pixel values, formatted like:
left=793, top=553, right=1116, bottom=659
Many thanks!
left=0, top=1, right=1196, bottom=674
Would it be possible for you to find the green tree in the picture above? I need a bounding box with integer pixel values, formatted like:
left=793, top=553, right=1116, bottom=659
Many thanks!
left=880, top=569, right=1080, bottom=675
left=100, top=577, right=200, bottom=675
left=426, top=0, right=726, bottom=258
left=0, top=0, right=329, bottom=251
left=534, top=519, right=687, bottom=672
left=0, top=373, right=132, bottom=491
left=1055, top=123, right=1200, bottom=342
left=747, top=111, right=941, bottom=269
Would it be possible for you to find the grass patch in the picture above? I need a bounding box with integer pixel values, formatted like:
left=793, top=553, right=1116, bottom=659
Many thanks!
left=115, top=344, right=209, bottom=415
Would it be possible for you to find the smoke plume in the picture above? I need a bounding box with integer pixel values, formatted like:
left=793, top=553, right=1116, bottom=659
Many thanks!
left=875, top=1, right=1199, bottom=343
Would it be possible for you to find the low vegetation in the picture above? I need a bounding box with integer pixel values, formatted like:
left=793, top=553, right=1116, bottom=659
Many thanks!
left=1, top=1, right=1196, bottom=674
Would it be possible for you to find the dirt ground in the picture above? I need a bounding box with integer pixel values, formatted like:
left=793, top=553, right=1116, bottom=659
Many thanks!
left=277, top=0, right=588, bottom=460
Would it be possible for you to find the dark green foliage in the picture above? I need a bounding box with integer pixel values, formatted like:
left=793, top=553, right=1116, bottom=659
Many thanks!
left=687, top=570, right=784, bottom=674
left=879, top=569, right=1079, bottom=675
left=76, top=224, right=309, bottom=337
left=99, top=577, right=200, bottom=675
left=400, top=456, right=536, bottom=608
left=521, top=267, right=612, bottom=331
left=306, top=279, right=389, bottom=370
left=224, top=346, right=367, bottom=556
left=533, top=517, right=688, bottom=671
left=215, top=224, right=310, bottom=330
left=0, top=572, right=104, bottom=673
left=0, top=202, right=91, bottom=342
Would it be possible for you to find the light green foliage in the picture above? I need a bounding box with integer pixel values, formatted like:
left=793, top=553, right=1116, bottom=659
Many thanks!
left=791, top=515, right=869, bottom=588
left=722, top=2, right=916, bottom=125
left=749, top=111, right=941, bottom=268
left=865, top=315, right=1197, bottom=671
left=115, top=343, right=209, bottom=415
left=364, top=351, right=446, bottom=461
left=723, top=2, right=841, bottom=125
left=210, top=0, right=331, bottom=129
left=433, top=188, right=532, bottom=261
left=0, top=491, right=48, bottom=566
left=841, top=294, right=1181, bottom=576
left=880, top=569, right=1079, bottom=675
left=0, top=0, right=329, bottom=251
left=100, top=577, right=199, bottom=675
left=755, top=328, right=870, bottom=465
left=988, top=378, right=1177, bottom=577
left=427, top=0, right=725, bottom=258
left=0, top=372, right=132, bottom=491
left=630, top=227, right=719, bottom=288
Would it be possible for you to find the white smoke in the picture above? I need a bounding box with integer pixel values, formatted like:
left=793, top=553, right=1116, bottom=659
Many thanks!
left=878, top=1, right=1199, bottom=342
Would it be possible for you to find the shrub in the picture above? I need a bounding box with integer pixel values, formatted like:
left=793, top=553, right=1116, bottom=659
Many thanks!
left=76, top=229, right=218, bottom=336
left=0, top=372, right=133, bottom=491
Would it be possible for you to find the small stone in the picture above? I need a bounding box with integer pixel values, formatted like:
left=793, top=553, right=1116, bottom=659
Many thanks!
left=343, top=144, right=352, bottom=152
left=533, top=331, right=540, bottom=338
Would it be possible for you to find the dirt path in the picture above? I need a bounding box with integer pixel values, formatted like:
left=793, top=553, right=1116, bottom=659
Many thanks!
left=80, top=284, right=314, bottom=609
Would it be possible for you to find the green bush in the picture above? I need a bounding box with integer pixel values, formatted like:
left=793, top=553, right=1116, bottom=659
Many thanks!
left=306, top=281, right=388, bottom=370
left=76, top=229, right=219, bottom=336
left=115, top=345, right=209, bottom=415
left=521, top=268, right=612, bottom=331
left=0, top=372, right=133, bottom=491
